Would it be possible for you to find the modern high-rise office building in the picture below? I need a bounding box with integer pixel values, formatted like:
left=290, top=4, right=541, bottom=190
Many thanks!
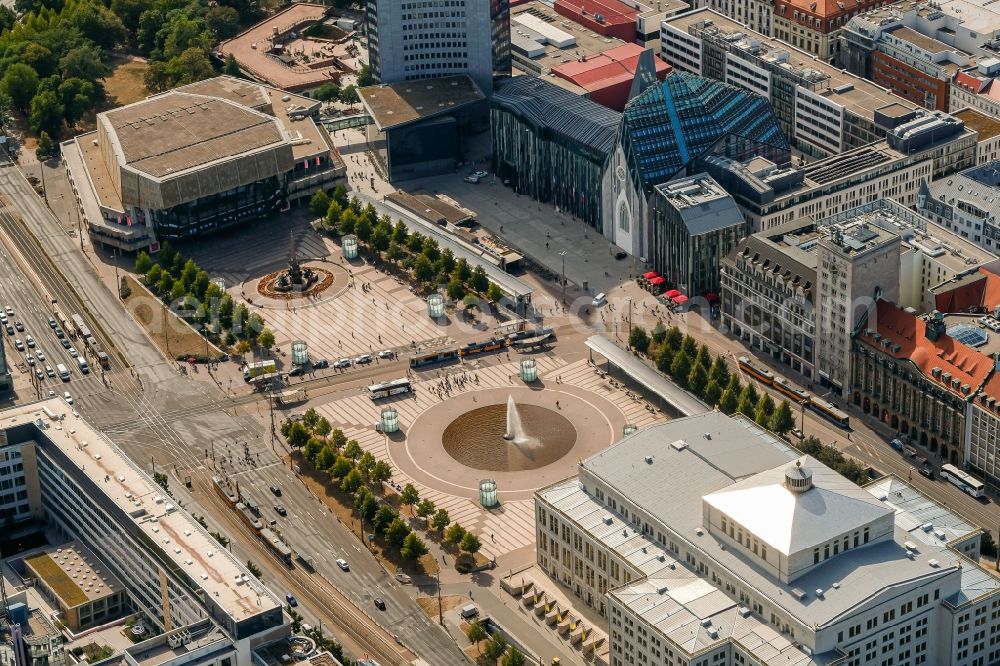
left=365, top=0, right=511, bottom=95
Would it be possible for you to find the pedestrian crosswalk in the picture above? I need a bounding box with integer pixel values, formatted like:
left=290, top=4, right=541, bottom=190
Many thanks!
left=314, top=357, right=666, bottom=559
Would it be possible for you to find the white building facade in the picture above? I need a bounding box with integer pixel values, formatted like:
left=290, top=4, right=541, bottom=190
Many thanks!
left=536, top=413, right=1000, bottom=666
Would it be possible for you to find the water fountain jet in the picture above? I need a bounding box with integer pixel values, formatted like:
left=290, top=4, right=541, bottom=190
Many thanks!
left=503, top=394, right=527, bottom=444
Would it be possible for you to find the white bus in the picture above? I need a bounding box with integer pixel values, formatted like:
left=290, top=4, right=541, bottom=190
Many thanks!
left=941, top=464, right=985, bottom=498
left=366, top=378, right=412, bottom=400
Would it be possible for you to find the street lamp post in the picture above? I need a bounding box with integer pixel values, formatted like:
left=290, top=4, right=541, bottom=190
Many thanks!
left=436, top=567, right=443, bottom=625
left=559, top=250, right=567, bottom=305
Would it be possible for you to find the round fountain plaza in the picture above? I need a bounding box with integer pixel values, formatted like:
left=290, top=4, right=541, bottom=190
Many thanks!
left=393, top=385, right=626, bottom=500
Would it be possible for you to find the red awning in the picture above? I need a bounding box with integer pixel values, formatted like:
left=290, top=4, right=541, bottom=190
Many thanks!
left=649, top=276, right=667, bottom=285
left=673, top=295, right=689, bottom=304
left=642, top=271, right=659, bottom=279
left=664, top=289, right=681, bottom=297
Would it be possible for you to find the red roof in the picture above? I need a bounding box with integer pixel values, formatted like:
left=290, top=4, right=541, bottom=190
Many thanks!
left=954, top=71, right=993, bottom=95
left=551, top=44, right=671, bottom=108
left=554, top=0, right=638, bottom=26
left=980, top=373, right=1000, bottom=406
left=859, top=300, right=993, bottom=398
left=933, top=267, right=1000, bottom=314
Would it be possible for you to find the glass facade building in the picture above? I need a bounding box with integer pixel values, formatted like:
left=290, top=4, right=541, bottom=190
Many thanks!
left=604, top=72, right=790, bottom=265
left=617, top=72, right=791, bottom=192
left=150, top=176, right=285, bottom=240
left=491, top=76, right=620, bottom=229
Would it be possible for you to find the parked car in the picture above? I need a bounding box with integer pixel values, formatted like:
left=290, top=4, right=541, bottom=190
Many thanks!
left=285, top=593, right=298, bottom=608
left=14, top=321, right=23, bottom=332
left=287, top=366, right=305, bottom=377
left=68, top=347, right=78, bottom=357
left=463, top=175, right=480, bottom=184
left=48, top=317, right=57, bottom=328
left=918, top=467, right=935, bottom=480
left=336, top=558, right=350, bottom=571
left=55, top=327, right=64, bottom=339
left=63, top=391, right=73, bottom=405
left=24, top=354, right=34, bottom=366
left=354, top=354, right=373, bottom=365
left=473, top=170, right=488, bottom=179
left=4, top=325, right=12, bottom=335
left=60, top=338, right=71, bottom=349
left=313, top=359, right=329, bottom=369
left=25, top=336, right=34, bottom=348
left=45, top=366, right=55, bottom=378
left=14, top=339, right=23, bottom=351
left=36, top=350, right=45, bottom=361
left=35, top=369, right=44, bottom=380
left=4, top=306, right=12, bottom=316
left=890, top=439, right=904, bottom=452
left=377, top=350, right=395, bottom=359
left=334, top=358, right=352, bottom=369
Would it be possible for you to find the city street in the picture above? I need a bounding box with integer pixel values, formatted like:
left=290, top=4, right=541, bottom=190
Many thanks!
left=0, top=160, right=471, bottom=665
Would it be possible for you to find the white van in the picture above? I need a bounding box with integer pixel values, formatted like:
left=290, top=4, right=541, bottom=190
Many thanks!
left=77, top=357, right=90, bottom=373
left=459, top=603, right=479, bottom=619
left=56, top=363, right=70, bottom=381
left=591, top=293, right=607, bottom=307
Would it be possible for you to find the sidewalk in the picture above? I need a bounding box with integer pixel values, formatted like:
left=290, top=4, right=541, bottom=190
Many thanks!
left=440, top=581, right=586, bottom=666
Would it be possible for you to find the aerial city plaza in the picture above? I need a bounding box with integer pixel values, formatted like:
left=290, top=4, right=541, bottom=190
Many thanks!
left=4, top=0, right=1000, bottom=665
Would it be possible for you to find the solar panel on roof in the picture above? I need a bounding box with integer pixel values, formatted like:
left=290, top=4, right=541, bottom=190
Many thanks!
left=946, top=324, right=988, bottom=348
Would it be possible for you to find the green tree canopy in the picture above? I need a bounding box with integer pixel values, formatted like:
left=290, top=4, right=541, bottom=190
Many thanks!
left=444, top=522, right=466, bottom=545
left=400, top=532, right=428, bottom=561
left=2, top=63, right=39, bottom=111
left=400, top=483, right=419, bottom=512
left=309, top=190, right=330, bottom=218
left=431, top=508, right=450, bottom=531
left=670, top=350, right=692, bottom=386
left=416, top=498, right=435, bottom=518
left=460, top=531, right=481, bottom=554
left=384, top=517, right=410, bottom=548
left=628, top=326, right=649, bottom=354
left=709, top=356, right=730, bottom=388
left=754, top=393, right=776, bottom=427
left=687, top=362, right=708, bottom=397
left=769, top=399, right=796, bottom=435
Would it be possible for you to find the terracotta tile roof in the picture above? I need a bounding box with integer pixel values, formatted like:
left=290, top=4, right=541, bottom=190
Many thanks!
left=979, top=372, right=1000, bottom=405
left=859, top=300, right=994, bottom=398
left=776, top=0, right=881, bottom=20
left=933, top=267, right=1000, bottom=313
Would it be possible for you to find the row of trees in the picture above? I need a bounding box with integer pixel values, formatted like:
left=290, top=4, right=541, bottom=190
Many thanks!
left=311, top=188, right=506, bottom=303
left=286, top=409, right=486, bottom=565
left=629, top=324, right=879, bottom=486
left=285, top=410, right=442, bottom=565
left=629, top=323, right=796, bottom=435
left=465, top=622, right=527, bottom=666
left=134, top=241, right=273, bottom=354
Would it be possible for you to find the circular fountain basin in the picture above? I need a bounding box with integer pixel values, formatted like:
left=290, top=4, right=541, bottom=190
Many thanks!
left=441, top=403, right=576, bottom=472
